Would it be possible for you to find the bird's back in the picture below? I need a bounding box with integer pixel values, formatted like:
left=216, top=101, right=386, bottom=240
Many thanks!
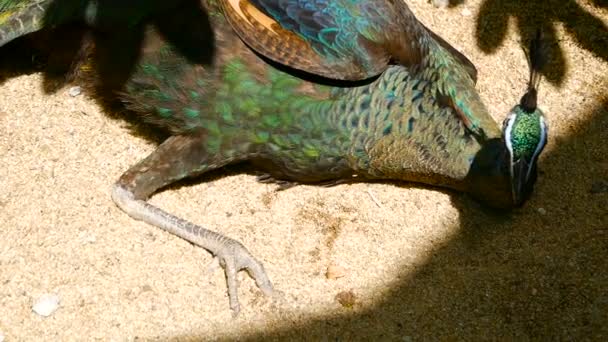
left=108, top=2, right=494, bottom=191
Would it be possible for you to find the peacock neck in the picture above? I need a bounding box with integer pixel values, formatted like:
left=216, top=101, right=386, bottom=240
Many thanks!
left=426, top=38, right=498, bottom=136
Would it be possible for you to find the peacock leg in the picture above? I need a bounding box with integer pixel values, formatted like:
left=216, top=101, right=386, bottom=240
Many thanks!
left=111, top=134, right=273, bottom=316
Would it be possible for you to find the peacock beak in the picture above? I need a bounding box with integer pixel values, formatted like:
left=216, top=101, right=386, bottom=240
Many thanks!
left=511, top=157, right=531, bottom=207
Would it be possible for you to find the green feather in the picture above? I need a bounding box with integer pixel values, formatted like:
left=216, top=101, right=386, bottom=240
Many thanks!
left=510, top=109, right=543, bottom=160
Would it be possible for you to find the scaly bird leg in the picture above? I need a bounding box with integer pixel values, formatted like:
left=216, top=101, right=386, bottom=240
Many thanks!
left=110, top=134, right=273, bottom=315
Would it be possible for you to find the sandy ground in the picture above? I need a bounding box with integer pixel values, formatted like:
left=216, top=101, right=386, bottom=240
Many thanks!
left=0, top=0, right=606, bottom=340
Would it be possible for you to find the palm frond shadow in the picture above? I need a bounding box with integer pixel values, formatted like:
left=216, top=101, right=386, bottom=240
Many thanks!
left=475, top=0, right=606, bottom=86
left=431, top=0, right=607, bottom=86
left=0, top=0, right=213, bottom=144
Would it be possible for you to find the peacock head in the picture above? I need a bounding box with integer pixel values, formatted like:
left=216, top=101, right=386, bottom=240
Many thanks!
left=502, top=29, right=549, bottom=206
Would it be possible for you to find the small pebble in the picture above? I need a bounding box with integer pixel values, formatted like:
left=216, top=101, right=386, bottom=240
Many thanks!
left=32, top=293, right=60, bottom=317
left=461, top=8, right=472, bottom=16
left=537, top=207, right=547, bottom=215
left=78, top=231, right=97, bottom=244
left=326, top=265, right=347, bottom=280
left=432, top=0, right=449, bottom=8
left=590, top=180, right=608, bottom=194
left=68, top=86, right=82, bottom=97
left=0, top=331, right=4, bottom=342
left=335, top=290, right=357, bottom=308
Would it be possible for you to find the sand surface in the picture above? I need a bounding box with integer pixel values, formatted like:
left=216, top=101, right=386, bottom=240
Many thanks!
left=1, top=0, right=607, bottom=340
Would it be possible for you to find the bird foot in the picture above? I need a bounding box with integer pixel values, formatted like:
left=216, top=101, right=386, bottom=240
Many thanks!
left=214, top=237, right=274, bottom=316
left=111, top=184, right=273, bottom=316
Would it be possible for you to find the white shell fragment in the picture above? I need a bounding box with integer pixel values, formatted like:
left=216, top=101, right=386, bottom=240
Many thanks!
left=432, top=0, right=449, bottom=8
left=68, top=86, right=82, bottom=97
left=32, top=294, right=60, bottom=317
left=326, top=265, right=347, bottom=280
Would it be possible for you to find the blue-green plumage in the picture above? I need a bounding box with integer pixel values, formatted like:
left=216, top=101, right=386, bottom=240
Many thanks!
left=251, top=0, right=386, bottom=64
left=220, top=0, right=494, bottom=140
left=116, top=29, right=507, bottom=206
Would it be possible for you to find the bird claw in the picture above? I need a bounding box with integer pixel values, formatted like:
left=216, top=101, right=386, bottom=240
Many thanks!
left=215, top=238, right=273, bottom=316
left=255, top=173, right=297, bottom=190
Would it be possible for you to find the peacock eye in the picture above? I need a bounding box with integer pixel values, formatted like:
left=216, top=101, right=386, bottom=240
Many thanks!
left=502, top=117, right=509, bottom=131
left=502, top=111, right=516, bottom=135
